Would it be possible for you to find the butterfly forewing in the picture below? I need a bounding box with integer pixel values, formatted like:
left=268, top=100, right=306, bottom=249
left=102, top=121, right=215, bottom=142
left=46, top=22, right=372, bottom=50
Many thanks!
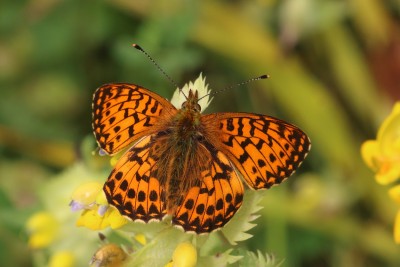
left=92, top=83, right=176, bottom=155
left=203, top=113, right=310, bottom=190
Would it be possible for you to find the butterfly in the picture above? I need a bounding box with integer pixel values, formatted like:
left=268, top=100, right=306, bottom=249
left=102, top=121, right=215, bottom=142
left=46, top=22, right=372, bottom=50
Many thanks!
left=92, top=75, right=310, bottom=234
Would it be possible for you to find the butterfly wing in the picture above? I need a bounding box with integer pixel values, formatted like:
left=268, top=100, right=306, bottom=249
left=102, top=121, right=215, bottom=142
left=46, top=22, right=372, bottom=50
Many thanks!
left=92, top=83, right=176, bottom=155
left=173, top=142, right=244, bottom=233
left=103, top=135, right=167, bottom=222
left=203, top=113, right=310, bottom=189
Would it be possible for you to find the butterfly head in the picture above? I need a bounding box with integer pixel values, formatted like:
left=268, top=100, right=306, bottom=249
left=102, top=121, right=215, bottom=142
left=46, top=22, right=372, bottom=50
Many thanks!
left=181, top=89, right=201, bottom=113
left=170, top=74, right=212, bottom=112
left=175, top=89, right=202, bottom=133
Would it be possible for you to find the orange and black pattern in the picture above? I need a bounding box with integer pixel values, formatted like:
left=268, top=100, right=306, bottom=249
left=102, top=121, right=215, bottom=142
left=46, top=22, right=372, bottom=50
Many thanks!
left=92, top=83, right=175, bottom=155
left=172, top=139, right=244, bottom=233
left=103, top=135, right=167, bottom=221
left=204, top=113, right=310, bottom=189
left=93, top=82, right=311, bottom=234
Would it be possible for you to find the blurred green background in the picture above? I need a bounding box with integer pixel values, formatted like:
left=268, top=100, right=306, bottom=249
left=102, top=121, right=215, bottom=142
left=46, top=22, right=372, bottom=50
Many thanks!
left=1, top=0, right=400, bottom=266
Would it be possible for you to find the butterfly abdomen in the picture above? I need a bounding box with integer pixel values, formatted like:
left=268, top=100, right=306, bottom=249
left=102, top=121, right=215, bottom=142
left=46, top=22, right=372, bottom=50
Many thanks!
left=157, top=96, right=209, bottom=214
left=164, top=133, right=203, bottom=212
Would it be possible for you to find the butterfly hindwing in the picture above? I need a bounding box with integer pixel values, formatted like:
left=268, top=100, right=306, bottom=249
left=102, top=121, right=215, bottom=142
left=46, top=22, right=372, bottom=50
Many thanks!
left=173, top=144, right=244, bottom=233
left=92, top=83, right=176, bottom=155
left=103, top=135, right=167, bottom=222
left=203, top=113, right=310, bottom=189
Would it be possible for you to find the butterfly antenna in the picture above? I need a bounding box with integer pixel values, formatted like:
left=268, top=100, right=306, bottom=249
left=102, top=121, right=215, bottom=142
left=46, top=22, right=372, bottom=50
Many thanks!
left=132, top=44, right=181, bottom=91
left=198, top=74, right=269, bottom=102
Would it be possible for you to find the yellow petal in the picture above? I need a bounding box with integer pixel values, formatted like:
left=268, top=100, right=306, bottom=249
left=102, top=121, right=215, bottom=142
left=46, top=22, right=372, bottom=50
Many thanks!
left=26, top=212, right=59, bottom=249
left=360, top=139, right=400, bottom=185
left=29, top=232, right=56, bottom=249
left=110, top=156, right=119, bottom=167
left=361, top=140, right=380, bottom=171
left=48, top=251, right=75, bottom=267
left=76, top=206, right=127, bottom=230
left=388, top=185, right=400, bottom=204
left=71, top=182, right=102, bottom=206
left=96, top=191, right=109, bottom=206
left=76, top=209, right=110, bottom=230
left=394, top=210, right=400, bottom=244
left=134, top=234, right=146, bottom=245
left=375, top=162, right=400, bottom=185
left=110, top=150, right=124, bottom=167
left=378, top=102, right=400, bottom=138
left=172, top=242, right=197, bottom=267
left=361, top=102, right=400, bottom=184
left=377, top=102, right=400, bottom=156
left=107, top=208, right=128, bottom=229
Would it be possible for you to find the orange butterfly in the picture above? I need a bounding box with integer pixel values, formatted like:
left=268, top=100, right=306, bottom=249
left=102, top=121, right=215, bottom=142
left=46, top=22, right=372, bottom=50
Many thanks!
left=92, top=75, right=310, bottom=234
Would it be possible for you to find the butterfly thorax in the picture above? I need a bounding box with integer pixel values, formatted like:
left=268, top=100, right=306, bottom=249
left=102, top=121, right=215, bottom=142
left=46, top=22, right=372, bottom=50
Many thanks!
left=172, top=90, right=202, bottom=140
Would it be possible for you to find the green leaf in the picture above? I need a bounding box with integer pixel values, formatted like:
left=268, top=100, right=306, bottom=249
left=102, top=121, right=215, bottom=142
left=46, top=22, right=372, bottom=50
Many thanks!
left=126, top=226, right=192, bottom=267
left=221, top=190, right=264, bottom=245
left=235, top=249, right=282, bottom=267
left=197, top=249, right=242, bottom=267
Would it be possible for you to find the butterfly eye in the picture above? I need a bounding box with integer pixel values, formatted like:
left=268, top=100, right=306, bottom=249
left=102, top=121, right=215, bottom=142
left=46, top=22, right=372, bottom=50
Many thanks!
left=181, top=101, right=188, bottom=109
left=195, top=103, right=201, bottom=112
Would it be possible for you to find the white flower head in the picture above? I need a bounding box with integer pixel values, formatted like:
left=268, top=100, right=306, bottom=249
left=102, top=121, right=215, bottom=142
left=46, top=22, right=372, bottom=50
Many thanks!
left=170, top=73, right=213, bottom=112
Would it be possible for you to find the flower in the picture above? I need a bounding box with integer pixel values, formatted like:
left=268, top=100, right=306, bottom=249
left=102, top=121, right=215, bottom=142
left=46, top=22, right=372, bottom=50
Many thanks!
left=361, top=102, right=400, bottom=244
left=394, top=211, right=400, bottom=244
left=389, top=185, right=400, bottom=243
left=26, top=211, right=59, bottom=249
left=361, top=102, right=400, bottom=185
left=76, top=207, right=128, bottom=230
left=71, top=182, right=128, bottom=230
left=170, top=242, right=197, bottom=267
left=48, top=251, right=75, bottom=267
left=70, top=181, right=103, bottom=211
left=134, top=234, right=146, bottom=245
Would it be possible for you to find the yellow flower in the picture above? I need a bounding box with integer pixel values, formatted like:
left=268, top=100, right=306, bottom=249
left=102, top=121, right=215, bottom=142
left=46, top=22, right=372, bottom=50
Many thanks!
left=389, top=185, right=400, bottom=243
left=48, top=251, right=75, bottom=267
left=361, top=102, right=400, bottom=185
left=363, top=103, right=400, bottom=244
left=72, top=181, right=127, bottom=230
left=170, top=242, right=197, bottom=267
left=96, top=191, right=109, bottom=206
left=26, top=211, right=59, bottom=249
left=70, top=181, right=103, bottom=211
left=134, top=234, right=146, bottom=246
left=110, top=155, right=119, bottom=167
left=394, top=210, right=400, bottom=244
left=76, top=206, right=127, bottom=230
left=388, top=185, right=400, bottom=204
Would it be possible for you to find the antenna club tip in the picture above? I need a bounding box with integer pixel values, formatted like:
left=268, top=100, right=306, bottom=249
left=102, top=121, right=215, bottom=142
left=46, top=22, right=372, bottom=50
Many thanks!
left=260, top=74, right=269, bottom=79
left=132, top=44, right=143, bottom=51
